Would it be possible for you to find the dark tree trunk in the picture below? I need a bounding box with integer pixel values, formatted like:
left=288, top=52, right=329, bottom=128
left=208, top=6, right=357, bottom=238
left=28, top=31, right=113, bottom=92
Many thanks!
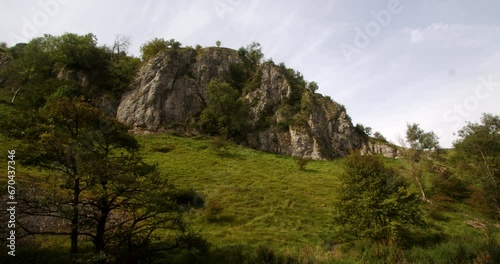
left=71, top=178, right=80, bottom=263
left=94, top=208, right=110, bottom=252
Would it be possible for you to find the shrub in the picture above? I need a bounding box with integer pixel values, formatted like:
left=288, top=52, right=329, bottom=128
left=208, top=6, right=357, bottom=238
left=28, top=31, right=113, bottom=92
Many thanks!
left=199, top=80, right=249, bottom=140
left=295, top=156, right=311, bottom=171
left=203, top=199, right=224, bottom=222
left=333, top=152, right=425, bottom=244
left=373, top=131, right=388, bottom=142
left=140, top=38, right=182, bottom=61
left=431, top=166, right=471, bottom=199
left=211, top=137, right=228, bottom=154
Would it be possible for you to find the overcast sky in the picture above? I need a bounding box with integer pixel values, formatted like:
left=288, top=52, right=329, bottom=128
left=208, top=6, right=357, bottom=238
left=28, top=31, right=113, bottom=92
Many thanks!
left=1, top=0, right=499, bottom=147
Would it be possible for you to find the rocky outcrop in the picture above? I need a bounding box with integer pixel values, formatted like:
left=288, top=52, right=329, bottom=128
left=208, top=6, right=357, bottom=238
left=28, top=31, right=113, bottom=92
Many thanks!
left=117, top=47, right=369, bottom=159
left=117, top=48, right=241, bottom=131
left=57, top=66, right=89, bottom=87
left=361, top=140, right=401, bottom=158
left=244, top=64, right=364, bottom=159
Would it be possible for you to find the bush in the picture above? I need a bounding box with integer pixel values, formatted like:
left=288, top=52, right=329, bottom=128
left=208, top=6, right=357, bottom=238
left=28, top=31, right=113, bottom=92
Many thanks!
left=203, top=198, right=224, bottom=222
left=140, top=38, right=181, bottom=61
left=199, top=80, right=249, bottom=139
left=295, top=156, right=311, bottom=171
left=211, top=137, right=228, bottom=154
left=431, top=166, right=471, bottom=199
left=373, top=131, right=388, bottom=142
left=333, top=152, right=425, bottom=243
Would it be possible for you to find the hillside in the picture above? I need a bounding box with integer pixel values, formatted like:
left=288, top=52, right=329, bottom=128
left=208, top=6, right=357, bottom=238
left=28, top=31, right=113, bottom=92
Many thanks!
left=0, top=34, right=498, bottom=263
left=137, top=133, right=496, bottom=262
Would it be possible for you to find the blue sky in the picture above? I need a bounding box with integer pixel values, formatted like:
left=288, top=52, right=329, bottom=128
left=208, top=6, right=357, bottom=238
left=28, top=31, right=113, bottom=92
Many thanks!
left=1, top=0, right=499, bottom=147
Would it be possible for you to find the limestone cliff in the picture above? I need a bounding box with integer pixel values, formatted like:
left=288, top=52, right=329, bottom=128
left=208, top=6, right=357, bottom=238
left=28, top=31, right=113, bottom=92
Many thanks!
left=244, top=63, right=364, bottom=159
left=117, top=48, right=240, bottom=131
left=117, top=47, right=370, bottom=159
left=360, top=139, right=401, bottom=158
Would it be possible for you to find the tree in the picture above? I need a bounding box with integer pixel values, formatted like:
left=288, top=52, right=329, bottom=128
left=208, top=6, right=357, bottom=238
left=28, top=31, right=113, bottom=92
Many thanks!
left=355, top=123, right=371, bottom=137
left=216, top=40, right=221, bottom=47
left=453, top=113, right=499, bottom=218
left=140, top=38, right=181, bottom=61
left=373, top=131, right=387, bottom=142
left=0, top=36, right=57, bottom=103
left=307, top=81, right=318, bottom=93
left=54, top=33, right=100, bottom=70
left=398, top=123, right=439, bottom=202
left=108, top=55, right=140, bottom=95
left=2, top=96, right=205, bottom=262
left=333, top=153, right=425, bottom=243
left=111, top=34, right=130, bottom=59
left=199, top=79, right=248, bottom=139
left=238, top=42, right=263, bottom=69
left=364, top=126, right=372, bottom=136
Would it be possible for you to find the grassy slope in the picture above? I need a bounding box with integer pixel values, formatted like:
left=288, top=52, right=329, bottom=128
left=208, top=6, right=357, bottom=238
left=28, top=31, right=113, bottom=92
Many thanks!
left=136, top=133, right=495, bottom=254
left=137, top=133, right=344, bottom=250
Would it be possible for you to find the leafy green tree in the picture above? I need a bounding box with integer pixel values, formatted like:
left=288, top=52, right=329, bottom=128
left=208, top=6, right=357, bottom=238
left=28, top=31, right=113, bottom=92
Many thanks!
left=140, top=38, right=168, bottom=61
left=365, top=126, right=372, bottom=136
left=2, top=96, right=205, bottom=262
left=108, top=55, right=140, bottom=95
left=333, top=153, right=425, bottom=243
left=406, top=123, right=439, bottom=151
left=307, top=81, right=318, bottom=93
left=199, top=79, right=248, bottom=139
left=54, top=33, right=100, bottom=70
left=1, top=36, right=57, bottom=103
left=140, top=38, right=181, bottom=61
left=453, top=113, right=499, bottom=218
left=398, top=123, right=440, bottom=202
left=238, top=42, right=263, bottom=69
left=216, top=40, right=221, bottom=47
left=373, top=131, right=388, bottom=142
left=355, top=123, right=369, bottom=137
left=1, top=33, right=119, bottom=104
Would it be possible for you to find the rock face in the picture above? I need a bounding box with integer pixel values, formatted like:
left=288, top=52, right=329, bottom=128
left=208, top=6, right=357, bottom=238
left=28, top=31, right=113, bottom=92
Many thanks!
left=244, top=64, right=364, bottom=159
left=57, top=66, right=89, bottom=87
left=360, top=140, right=401, bottom=158
left=117, top=47, right=368, bottom=159
left=117, top=48, right=241, bottom=131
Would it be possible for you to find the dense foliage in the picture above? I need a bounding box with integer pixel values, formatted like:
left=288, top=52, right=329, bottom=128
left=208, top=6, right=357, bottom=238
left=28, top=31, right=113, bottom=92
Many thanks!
left=454, top=113, right=500, bottom=218
left=0, top=33, right=140, bottom=107
left=1, top=96, right=206, bottom=262
left=333, top=153, right=425, bottom=243
left=140, top=38, right=182, bottom=61
left=199, top=79, right=249, bottom=140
